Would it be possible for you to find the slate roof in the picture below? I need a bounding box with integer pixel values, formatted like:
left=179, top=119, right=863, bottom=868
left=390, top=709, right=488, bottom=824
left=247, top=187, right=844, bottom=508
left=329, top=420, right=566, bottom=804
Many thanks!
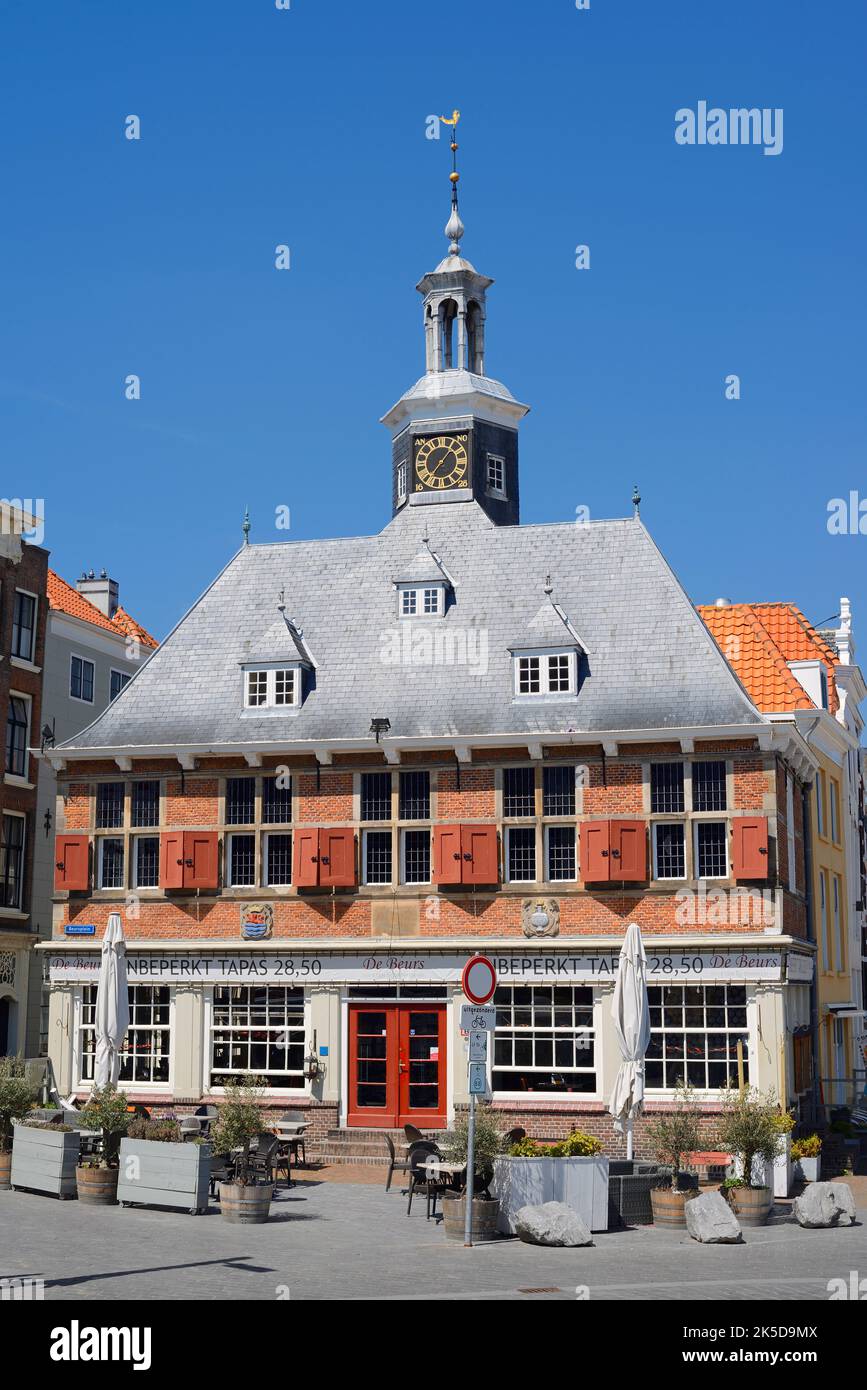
left=698, top=602, right=840, bottom=714
left=47, top=570, right=158, bottom=648
left=59, top=501, right=761, bottom=755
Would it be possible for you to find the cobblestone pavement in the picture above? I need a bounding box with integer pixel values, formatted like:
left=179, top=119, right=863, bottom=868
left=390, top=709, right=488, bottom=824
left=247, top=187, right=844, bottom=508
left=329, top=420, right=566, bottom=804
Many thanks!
left=1, top=1180, right=865, bottom=1302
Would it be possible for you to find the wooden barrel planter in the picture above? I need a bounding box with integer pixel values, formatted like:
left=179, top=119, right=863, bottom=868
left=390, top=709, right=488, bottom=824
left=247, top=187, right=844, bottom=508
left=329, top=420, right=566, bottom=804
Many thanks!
left=649, top=1185, right=698, bottom=1228
left=0, top=1151, right=11, bottom=1191
left=76, top=1167, right=119, bottom=1206
left=441, top=1192, right=500, bottom=1242
left=727, top=1185, right=772, bottom=1226
left=219, top=1182, right=272, bottom=1225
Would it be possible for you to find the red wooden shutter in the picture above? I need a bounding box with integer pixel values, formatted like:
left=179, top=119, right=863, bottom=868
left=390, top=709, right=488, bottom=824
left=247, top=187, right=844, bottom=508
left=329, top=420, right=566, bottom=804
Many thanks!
left=461, top=825, right=499, bottom=885
left=433, top=825, right=463, bottom=885
left=610, top=820, right=647, bottom=881
left=159, top=832, right=185, bottom=889
left=183, top=831, right=219, bottom=890
left=580, top=821, right=611, bottom=882
left=319, top=827, right=356, bottom=888
left=54, top=834, right=90, bottom=891
left=732, top=816, right=769, bottom=879
left=293, top=829, right=320, bottom=888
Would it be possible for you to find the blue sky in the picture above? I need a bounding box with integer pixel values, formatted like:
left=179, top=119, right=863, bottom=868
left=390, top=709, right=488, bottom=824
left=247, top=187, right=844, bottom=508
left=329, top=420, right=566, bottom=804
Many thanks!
left=1, top=0, right=865, bottom=648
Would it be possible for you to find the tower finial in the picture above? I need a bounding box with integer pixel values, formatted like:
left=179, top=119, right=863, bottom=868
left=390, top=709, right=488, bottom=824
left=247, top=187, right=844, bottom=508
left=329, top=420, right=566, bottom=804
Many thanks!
left=242, top=506, right=251, bottom=545
left=440, top=109, right=464, bottom=255
left=632, top=484, right=641, bottom=518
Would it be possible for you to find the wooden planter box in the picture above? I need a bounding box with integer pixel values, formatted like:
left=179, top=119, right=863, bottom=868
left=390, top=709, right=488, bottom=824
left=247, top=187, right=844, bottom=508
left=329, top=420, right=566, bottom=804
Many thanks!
left=117, top=1138, right=212, bottom=1215
left=492, top=1155, right=610, bottom=1234
left=11, top=1122, right=80, bottom=1199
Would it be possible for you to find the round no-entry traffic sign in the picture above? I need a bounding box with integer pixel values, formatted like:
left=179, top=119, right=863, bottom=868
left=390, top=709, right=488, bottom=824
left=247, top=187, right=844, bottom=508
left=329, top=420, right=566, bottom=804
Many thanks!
left=462, top=954, right=497, bottom=1006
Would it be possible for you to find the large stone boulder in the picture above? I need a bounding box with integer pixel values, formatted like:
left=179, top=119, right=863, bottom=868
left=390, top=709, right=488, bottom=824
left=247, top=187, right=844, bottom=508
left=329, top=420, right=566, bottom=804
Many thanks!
left=793, top=1182, right=857, bottom=1229
left=515, top=1201, right=594, bottom=1247
left=685, top=1191, right=743, bottom=1244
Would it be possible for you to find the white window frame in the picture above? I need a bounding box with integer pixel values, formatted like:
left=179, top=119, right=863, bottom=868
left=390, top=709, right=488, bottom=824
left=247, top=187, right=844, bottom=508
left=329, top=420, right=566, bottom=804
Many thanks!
left=396, top=461, right=407, bottom=504
left=11, top=588, right=37, bottom=663
left=204, top=985, right=310, bottom=1097
left=110, top=668, right=132, bottom=701
left=132, top=834, right=160, bottom=890
left=5, top=690, right=31, bottom=782
left=645, top=981, right=753, bottom=1093
left=544, top=824, right=577, bottom=882
left=486, top=453, right=506, bottom=497
left=96, top=835, right=125, bottom=890
left=505, top=825, right=538, bottom=883
left=400, top=827, right=431, bottom=885
left=652, top=821, right=687, bottom=882
left=397, top=583, right=445, bottom=618
left=75, top=983, right=174, bottom=1092
left=490, top=984, right=598, bottom=1100
left=816, top=770, right=826, bottom=837
left=829, top=778, right=840, bottom=843
left=786, top=772, right=796, bottom=892
left=362, top=828, right=393, bottom=886
left=242, top=662, right=302, bottom=710
left=226, top=831, right=256, bottom=887
left=832, top=874, right=844, bottom=972
left=512, top=648, right=578, bottom=698
left=692, top=819, right=729, bottom=881
left=262, top=830, right=293, bottom=888
left=0, top=809, right=26, bottom=910
left=819, top=871, right=829, bottom=970
left=69, top=652, right=95, bottom=704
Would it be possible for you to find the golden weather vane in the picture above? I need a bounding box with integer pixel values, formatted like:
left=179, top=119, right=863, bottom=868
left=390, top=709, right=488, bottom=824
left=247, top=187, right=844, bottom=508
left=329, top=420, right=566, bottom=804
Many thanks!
left=440, top=109, right=464, bottom=255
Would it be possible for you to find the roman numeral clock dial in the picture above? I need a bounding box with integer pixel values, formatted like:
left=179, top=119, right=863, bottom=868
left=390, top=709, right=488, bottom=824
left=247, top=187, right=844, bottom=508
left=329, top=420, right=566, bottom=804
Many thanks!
left=413, top=434, right=469, bottom=491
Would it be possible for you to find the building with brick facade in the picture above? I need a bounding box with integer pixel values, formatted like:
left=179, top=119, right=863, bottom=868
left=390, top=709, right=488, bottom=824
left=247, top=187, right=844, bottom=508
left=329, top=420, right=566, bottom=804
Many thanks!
left=700, top=598, right=866, bottom=1118
left=0, top=507, right=48, bottom=1055
left=41, top=188, right=823, bottom=1157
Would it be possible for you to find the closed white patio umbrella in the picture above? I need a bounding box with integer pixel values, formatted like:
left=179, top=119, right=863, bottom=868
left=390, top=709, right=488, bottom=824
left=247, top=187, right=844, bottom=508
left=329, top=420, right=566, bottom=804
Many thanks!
left=609, top=921, right=652, bottom=1162
left=93, top=912, right=130, bottom=1089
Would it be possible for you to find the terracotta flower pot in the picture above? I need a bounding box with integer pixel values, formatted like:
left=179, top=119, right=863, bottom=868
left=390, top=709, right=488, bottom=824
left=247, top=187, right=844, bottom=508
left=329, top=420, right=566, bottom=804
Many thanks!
left=650, top=1185, right=698, bottom=1228
left=726, top=1185, right=772, bottom=1226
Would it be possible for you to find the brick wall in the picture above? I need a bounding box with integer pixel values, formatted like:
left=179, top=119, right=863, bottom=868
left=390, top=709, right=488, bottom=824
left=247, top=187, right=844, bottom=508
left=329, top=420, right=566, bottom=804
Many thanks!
left=297, top=772, right=353, bottom=824
left=437, top=767, right=495, bottom=819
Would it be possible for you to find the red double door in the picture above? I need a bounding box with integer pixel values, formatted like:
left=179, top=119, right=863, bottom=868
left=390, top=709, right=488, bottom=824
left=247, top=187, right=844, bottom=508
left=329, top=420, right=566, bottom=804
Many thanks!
left=348, top=1005, right=447, bottom=1128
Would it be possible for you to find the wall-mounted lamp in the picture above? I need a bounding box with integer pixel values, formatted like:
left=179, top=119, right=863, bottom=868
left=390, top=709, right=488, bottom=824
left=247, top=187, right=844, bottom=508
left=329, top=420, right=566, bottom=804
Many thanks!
left=369, top=717, right=391, bottom=744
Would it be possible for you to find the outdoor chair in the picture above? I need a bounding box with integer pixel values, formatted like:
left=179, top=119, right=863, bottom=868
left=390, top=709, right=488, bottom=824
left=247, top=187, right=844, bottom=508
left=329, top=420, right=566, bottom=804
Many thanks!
left=195, top=1103, right=218, bottom=1139
left=208, top=1153, right=235, bottom=1199
left=503, top=1127, right=526, bottom=1148
left=384, top=1133, right=412, bottom=1193
left=403, top=1123, right=425, bottom=1144
left=178, top=1117, right=202, bottom=1141
left=249, top=1132, right=281, bottom=1187
left=406, top=1140, right=447, bottom=1219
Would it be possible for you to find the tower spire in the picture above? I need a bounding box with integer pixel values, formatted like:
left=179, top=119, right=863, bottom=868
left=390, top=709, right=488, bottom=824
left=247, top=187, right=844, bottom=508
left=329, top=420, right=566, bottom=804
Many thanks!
left=440, top=109, right=464, bottom=255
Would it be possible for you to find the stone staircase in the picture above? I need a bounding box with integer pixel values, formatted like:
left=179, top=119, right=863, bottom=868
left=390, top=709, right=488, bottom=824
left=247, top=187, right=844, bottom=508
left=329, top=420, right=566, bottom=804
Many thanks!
left=313, top=1127, right=447, bottom=1168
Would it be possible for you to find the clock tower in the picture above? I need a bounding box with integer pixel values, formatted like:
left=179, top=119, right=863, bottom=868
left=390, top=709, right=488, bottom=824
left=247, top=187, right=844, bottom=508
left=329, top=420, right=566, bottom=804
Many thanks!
left=382, top=117, right=529, bottom=526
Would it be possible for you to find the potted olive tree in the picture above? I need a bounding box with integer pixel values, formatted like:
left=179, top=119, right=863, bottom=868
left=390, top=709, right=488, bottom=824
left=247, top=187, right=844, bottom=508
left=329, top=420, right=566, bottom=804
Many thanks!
left=75, top=1086, right=132, bottom=1205
left=717, top=1086, right=783, bottom=1226
left=645, top=1082, right=702, bottom=1227
left=210, top=1076, right=272, bottom=1225
left=439, top=1107, right=503, bottom=1242
left=0, top=1057, right=35, bottom=1189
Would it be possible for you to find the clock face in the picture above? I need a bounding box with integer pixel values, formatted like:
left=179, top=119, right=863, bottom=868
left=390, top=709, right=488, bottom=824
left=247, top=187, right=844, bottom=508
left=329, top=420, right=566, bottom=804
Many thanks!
left=413, top=433, right=469, bottom=491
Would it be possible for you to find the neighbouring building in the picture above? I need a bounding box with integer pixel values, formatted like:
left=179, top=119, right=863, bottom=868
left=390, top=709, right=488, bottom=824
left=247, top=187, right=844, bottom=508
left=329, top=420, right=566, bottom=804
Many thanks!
left=42, top=174, right=822, bottom=1157
left=27, top=570, right=158, bottom=1056
left=700, top=599, right=866, bottom=1118
left=0, top=507, right=48, bottom=1055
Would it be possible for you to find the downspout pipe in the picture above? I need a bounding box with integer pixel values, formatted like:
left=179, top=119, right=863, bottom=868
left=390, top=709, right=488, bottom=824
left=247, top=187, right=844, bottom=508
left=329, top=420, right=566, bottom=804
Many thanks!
left=802, top=782, right=822, bottom=1128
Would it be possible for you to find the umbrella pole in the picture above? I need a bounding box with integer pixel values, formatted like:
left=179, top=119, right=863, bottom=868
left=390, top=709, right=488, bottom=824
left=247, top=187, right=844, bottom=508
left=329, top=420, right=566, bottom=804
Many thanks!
left=626, top=1117, right=634, bottom=1162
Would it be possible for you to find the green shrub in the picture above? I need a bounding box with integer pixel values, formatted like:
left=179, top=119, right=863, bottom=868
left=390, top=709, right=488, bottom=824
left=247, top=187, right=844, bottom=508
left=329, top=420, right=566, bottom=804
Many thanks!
left=440, top=1106, right=504, bottom=1186
left=549, top=1130, right=603, bottom=1157
left=716, top=1086, right=783, bottom=1189
left=126, top=1117, right=182, bottom=1144
left=0, top=1057, right=36, bottom=1154
left=645, top=1081, right=702, bottom=1190
left=209, top=1075, right=266, bottom=1184
left=791, top=1134, right=821, bottom=1160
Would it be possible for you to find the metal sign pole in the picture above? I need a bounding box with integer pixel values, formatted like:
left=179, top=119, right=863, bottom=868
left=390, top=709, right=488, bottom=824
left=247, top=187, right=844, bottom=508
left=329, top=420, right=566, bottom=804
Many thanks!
left=464, top=1088, right=476, bottom=1247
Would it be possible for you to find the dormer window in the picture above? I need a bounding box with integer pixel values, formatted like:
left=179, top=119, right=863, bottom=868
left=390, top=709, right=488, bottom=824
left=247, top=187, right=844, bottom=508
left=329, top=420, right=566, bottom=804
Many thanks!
left=398, top=583, right=445, bottom=618
left=243, top=662, right=302, bottom=710
left=486, top=454, right=506, bottom=498
left=513, top=649, right=578, bottom=698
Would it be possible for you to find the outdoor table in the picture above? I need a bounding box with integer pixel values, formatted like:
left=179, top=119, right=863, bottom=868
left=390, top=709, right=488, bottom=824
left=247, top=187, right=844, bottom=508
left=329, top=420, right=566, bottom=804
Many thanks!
left=421, top=1158, right=464, bottom=1189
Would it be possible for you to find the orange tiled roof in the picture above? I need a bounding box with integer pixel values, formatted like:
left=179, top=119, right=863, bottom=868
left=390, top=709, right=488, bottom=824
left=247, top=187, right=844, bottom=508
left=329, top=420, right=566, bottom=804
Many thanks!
left=697, top=602, right=838, bottom=715
left=47, top=571, right=158, bottom=649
